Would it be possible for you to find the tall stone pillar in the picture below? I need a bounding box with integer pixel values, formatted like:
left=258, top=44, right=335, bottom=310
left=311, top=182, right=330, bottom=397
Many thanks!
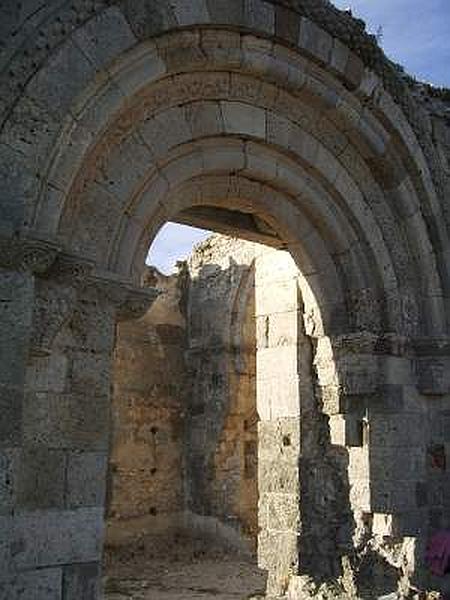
left=0, top=236, right=158, bottom=600
left=255, top=249, right=301, bottom=596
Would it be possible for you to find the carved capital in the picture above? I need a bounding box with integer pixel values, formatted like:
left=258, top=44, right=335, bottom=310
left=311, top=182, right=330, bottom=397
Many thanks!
left=86, top=273, right=160, bottom=321
left=30, top=253, right=94, bottom=357
left=0, top=235, right=60, bottom=274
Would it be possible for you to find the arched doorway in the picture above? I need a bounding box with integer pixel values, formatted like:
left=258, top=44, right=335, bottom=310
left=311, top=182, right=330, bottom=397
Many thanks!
left=1, top=3, right=449, bottom=598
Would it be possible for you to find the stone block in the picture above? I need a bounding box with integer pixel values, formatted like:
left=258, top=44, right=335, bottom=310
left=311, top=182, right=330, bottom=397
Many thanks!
left=298, top=18, right=332, bottom=64
left=63, top=562, right=101, bottom=600
left=337, top=353, right=379, bottom=395
left=27, top=39, right=97, bottom=119
left=257, top=374, right=300, bottom=420
left=255, top=249, right=298, bottom=284
left=0, top=146, right=37, bottom=229
left=320, top=384, right=342, bottom=415
left=140, top=106, right=192, bottom=160
left=206, top=0, right=244, bottom=24
left=16, top=448, right=66, bottom=510
left=258, top=419, right=300, bottom=463
left=221, top=101, right=266, bottom=138
left=348, top=446, right=369, bottom=480
left=255, top=277, right=298, bottom=315
left=395, top=509, right=428, bottom=536
left=349, top=479, right=370, bottom=512
left=0, top=270, right=34, bottom=389
left=330, top=38, right=349, bottom=75
left=0, top=568, right=62, bottom=600
left=93, top=136, right=154, bottom=205
left=416, top=357, right=450, bottom=395
left=368, top=384, right=404, bottom=415
left=66, top=452, right=108, bottom=509
left=109, top=42, right=167, bottom=98
left=241, top=35, right=276, bottom=78
left=371, top=446, right=426, bottom=481
left=372, top=513, right=395, bottom=537
left=370, top=479, right=418, bottom=513
left=244, top=0, right=275, bottom=35
left=68, top=350, right=112, bottom=398
left=329, top=414, right=346, bottom=446
left=0, top=387, right=22, bottom=447
left=0, top=449, right=18, bottom=515
left=258, top=529, right=298, bottom=582
left=344, top=51, right=364, bottom=90
left=23, top=392, right=110, bottom=451
left=1, top=508, right=104, bottom=571
left=275, top=6, right=300, bottom=45
left=381, top=355, right=414, bottom=385
left=256, top=311, right=299, bottom=349
left=200, top=29, right=242, bottom=67
left=259, top=457, right=299, bottom=495
left=257, top=346, right=298, bottom=378
left=169, top=0, right=210, bottom=25
left=72, top=7, right=137, bottom=71
left=266, top=492, right=300, bottom=532
left=369, top=413, right=424, bottom=447
left=184, top=101, right=223, bottom=137
left=26, top=353, right=68, bottom=394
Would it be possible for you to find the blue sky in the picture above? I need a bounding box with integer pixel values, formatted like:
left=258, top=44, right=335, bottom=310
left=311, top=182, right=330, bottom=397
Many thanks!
left=148, top=1, right=450, bottom=274
left=333, top=0, right=450, bottom=86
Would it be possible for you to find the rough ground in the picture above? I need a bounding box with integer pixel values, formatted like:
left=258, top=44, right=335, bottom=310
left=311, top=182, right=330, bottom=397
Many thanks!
left=103, top=538, right=267, bottom=600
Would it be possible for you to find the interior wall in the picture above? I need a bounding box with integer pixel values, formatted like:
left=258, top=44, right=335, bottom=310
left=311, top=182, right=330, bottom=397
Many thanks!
left=107, top=237, right=261, bottom=556
left=184, top=236, right=259, bottom=553
left=106, top=267, right=187, bottom=551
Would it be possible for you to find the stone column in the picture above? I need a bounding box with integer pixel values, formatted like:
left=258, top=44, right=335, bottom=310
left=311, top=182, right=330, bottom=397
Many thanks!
left=255, top=249, right=301, bottom=596
left=0, top=237, right=158, bottom=600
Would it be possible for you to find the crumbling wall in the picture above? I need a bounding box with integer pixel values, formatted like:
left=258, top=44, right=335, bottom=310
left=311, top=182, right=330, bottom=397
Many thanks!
left=106, top=267, right=187, bottom=550
left=184, top=236, right=260, bottom=552
left=105, top=232, right=450, bottom=598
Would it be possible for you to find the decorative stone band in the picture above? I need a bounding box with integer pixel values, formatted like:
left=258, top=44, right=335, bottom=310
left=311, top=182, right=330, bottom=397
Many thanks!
left=328, top=332, right=450, bottom=397
left=329, top=332, right=450, bottom=358
left=0, top=235, right=60, bottom=275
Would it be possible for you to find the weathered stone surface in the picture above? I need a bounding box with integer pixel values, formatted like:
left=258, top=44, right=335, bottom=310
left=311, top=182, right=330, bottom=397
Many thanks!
left=67, top=452, right=108, bottom=509
left=62, top=563, right=101, bottom=600
left=0, top=2, right=449, bottom=597
left=0, top=569, right=62, bottom=600
left=1, top=508, right=103, bottom=571
left=23, top=392, right=110, bottom=451
left=15, top=448, right=66, bottom=510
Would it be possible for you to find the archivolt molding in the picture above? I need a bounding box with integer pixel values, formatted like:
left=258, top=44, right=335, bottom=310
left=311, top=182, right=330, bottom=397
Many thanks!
left=0, top=10, right=447, bottom=340
left=26, top=34, right=441, bottom=300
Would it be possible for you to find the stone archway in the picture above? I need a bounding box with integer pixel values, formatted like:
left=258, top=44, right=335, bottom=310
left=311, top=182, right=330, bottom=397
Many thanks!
left=1, top=2, right=449, bottom=598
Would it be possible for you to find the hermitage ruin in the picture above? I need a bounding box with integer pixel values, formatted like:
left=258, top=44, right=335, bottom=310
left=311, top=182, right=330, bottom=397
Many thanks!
left=1, top=0, right=450, bottom=598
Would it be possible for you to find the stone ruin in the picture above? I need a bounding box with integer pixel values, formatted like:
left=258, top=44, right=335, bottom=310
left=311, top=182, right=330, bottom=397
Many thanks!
left=1, top=0, right=450, bottom=598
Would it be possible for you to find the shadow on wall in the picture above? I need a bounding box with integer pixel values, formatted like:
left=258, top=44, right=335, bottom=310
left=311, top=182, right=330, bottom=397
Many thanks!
left=296, top=285, right=356, bottom=586
left=183, top=257, right=259, bottom=556
left=105, top=255, right=260, bottom=560
left=105, top=238, right=408, bottom=598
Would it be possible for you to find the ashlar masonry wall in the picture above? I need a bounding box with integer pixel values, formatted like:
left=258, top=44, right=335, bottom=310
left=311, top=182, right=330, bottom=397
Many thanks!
left=184, top=236, right=259, bottom=552
left=106, top=267, right=187, bottom=551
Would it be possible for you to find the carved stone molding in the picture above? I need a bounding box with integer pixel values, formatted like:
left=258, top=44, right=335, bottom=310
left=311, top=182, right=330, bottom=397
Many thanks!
left=30, top=253, right=95, bottom=357
left=0, top=235, right=60, bottom=274
left=86, top=273, right=160, bottom=321
left=329, top=332, right=450, bottom=359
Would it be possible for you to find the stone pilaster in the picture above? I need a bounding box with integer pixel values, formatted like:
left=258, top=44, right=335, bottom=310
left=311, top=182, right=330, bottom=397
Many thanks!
left=255, top=249, right=301, bottom=596
left=0, top=235, right=159, bottom=599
